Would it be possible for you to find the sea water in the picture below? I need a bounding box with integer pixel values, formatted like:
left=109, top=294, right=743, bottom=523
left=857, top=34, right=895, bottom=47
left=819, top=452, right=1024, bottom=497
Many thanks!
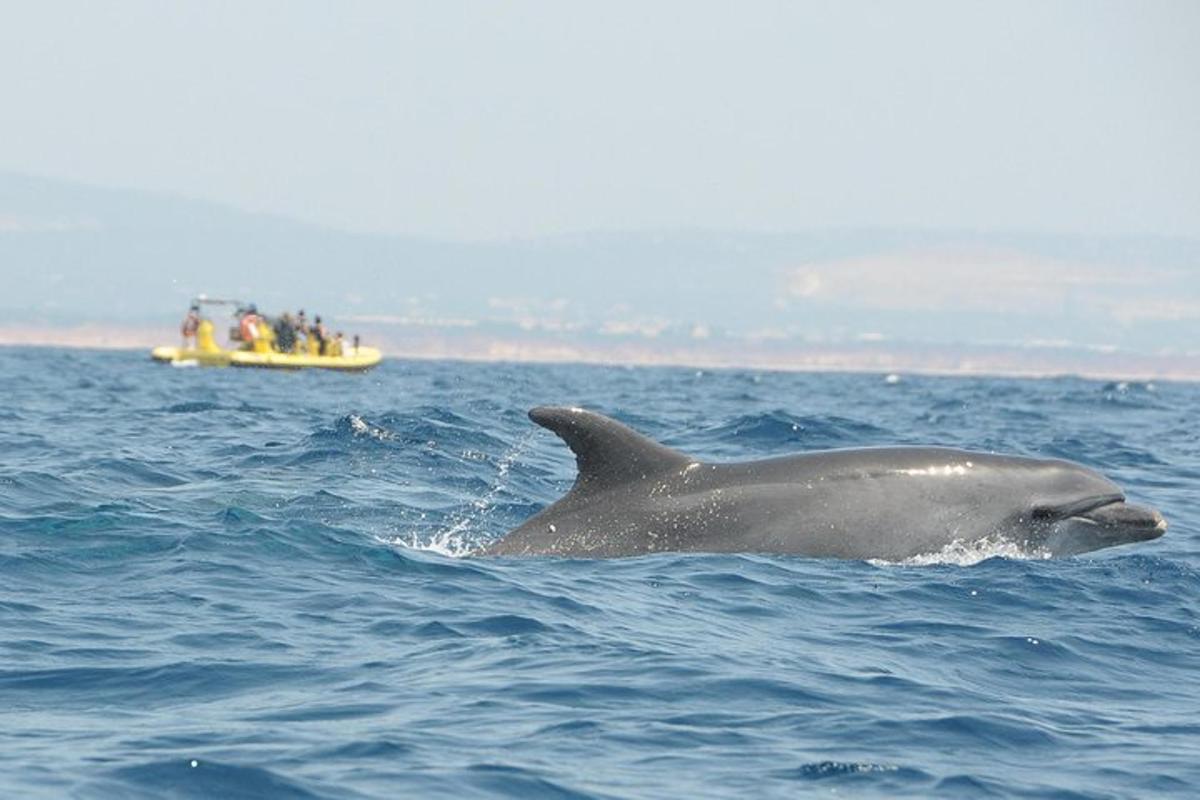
left=1, top=347, right=1197, bottom=798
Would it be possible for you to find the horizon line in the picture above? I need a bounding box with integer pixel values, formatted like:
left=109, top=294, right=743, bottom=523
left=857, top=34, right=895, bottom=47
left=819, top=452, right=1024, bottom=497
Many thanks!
left=2, top=326, right=1196, bottom=385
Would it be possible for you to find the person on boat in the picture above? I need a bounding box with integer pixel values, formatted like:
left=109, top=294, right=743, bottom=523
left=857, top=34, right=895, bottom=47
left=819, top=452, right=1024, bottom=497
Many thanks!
left=310, top=315, right=329, bottom=355
left=295, top=309, right=309, bottom=353
left=180, top=305, right=200, bottom=349
left=239, top=304, right=261, bottom=350
left=273, top=312, right=297, bottom=353
left=327, top=331, right=345, bottom=357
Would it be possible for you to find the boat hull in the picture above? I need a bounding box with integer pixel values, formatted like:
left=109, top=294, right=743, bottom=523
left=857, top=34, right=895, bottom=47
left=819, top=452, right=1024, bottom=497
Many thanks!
left=151, top=346, right=382, bottom=372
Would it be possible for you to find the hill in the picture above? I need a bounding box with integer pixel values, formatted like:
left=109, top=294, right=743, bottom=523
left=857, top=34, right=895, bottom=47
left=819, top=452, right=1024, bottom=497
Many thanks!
left=2, top=171, right=1198, bottom=377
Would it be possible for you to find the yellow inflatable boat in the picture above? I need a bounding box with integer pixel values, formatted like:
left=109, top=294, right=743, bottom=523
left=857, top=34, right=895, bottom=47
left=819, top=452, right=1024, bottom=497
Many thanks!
left=151, top=297, right=382, bottom=372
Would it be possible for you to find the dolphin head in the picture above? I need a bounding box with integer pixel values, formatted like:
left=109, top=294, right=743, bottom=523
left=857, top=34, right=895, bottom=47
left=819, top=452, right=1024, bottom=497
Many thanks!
left=1019, top=459, right=1166, bottom=556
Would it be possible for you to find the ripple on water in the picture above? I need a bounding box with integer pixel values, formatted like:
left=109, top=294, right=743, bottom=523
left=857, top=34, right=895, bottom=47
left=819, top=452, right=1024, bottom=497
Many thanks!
left=87, top=760, right=334, bottom=800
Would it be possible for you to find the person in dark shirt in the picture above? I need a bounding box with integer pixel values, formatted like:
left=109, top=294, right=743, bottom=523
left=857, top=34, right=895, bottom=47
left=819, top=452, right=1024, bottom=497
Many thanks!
left=311, top=315, right=329, bottom=355
left=273, top=312, right=297, bottom=353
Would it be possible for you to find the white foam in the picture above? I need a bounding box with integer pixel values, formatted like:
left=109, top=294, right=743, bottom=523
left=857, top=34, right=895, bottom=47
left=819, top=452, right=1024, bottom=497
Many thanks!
left=378, top=530, right=478, bottom=559
left=873, top=536, right=1052, bottom=567
left=347, top=414, right=396, bottom=441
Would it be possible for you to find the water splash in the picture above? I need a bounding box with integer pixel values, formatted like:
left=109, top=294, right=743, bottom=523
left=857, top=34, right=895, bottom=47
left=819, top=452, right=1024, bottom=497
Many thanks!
left=877, top=536, right=1053, bottom=567
left=346, top=413, right=397, bottom=442
left=384, top=429, right=535, bottom=558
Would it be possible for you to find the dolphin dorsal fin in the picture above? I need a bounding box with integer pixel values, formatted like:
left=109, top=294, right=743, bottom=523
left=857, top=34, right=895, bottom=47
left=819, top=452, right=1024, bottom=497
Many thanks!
left=529, top=406, right=692, bottom=494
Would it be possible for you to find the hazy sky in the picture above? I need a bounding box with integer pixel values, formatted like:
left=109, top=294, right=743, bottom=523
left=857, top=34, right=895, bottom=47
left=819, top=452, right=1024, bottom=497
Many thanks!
left=2, top=1, right=1197, bottom=240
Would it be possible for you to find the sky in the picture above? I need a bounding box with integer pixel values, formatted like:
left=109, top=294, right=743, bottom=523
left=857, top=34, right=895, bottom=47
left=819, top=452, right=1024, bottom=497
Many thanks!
left=1, top=1, right=1197, bottom=241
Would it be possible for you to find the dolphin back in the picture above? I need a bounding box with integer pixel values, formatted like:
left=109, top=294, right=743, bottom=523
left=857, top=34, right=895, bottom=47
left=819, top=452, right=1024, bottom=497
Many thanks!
left=528, top=406, right=692, bottom=494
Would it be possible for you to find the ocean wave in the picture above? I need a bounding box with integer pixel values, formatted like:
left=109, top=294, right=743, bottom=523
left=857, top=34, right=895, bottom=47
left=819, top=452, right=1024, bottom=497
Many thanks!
left=694, top=409, right=893, bottom=453
left=88, top=759, right=335, bottom=800
left=1, top=350, right=1197, bottom=799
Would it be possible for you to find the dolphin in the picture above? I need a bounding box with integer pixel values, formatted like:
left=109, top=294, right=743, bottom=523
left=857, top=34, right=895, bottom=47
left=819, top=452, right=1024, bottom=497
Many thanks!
left=485, top=407, right=1166, bottom=560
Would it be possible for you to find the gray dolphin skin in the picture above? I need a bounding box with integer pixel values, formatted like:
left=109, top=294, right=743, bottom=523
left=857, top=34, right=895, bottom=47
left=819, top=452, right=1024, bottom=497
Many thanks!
left=485, top=406, right=1167, bottom=560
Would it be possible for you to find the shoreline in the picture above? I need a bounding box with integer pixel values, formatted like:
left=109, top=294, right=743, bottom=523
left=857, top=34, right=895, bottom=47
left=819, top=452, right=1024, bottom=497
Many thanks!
left=2, top=325, right=1197, bottom=383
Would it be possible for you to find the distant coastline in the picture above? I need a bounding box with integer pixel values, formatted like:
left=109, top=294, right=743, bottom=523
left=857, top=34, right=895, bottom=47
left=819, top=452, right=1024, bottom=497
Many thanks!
left=4, top=323, right=1197, bottom=383
left=5, top=174, right=1198, bottom=385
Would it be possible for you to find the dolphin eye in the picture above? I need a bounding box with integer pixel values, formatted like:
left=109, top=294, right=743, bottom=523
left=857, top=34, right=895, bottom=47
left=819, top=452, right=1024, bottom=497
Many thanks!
left=1030, top=506, right=1057, bottom=521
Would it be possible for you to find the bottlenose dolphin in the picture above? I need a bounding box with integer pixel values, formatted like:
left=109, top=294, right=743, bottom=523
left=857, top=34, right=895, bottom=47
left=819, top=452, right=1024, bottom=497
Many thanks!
left=485, top=407, right=1166, bottom=560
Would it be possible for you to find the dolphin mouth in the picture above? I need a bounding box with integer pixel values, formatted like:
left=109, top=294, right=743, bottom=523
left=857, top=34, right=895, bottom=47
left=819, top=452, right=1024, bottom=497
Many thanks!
left=1067, top=499, right=1167, bottom=541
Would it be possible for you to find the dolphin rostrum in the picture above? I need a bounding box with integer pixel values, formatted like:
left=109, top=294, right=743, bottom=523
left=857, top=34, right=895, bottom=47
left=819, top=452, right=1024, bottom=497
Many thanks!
left=485, top=407, right=1166, bottom=560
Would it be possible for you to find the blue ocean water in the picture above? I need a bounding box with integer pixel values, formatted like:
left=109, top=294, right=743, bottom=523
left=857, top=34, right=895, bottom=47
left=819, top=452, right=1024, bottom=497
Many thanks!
left=1, top=346, right=1198, bottom=799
